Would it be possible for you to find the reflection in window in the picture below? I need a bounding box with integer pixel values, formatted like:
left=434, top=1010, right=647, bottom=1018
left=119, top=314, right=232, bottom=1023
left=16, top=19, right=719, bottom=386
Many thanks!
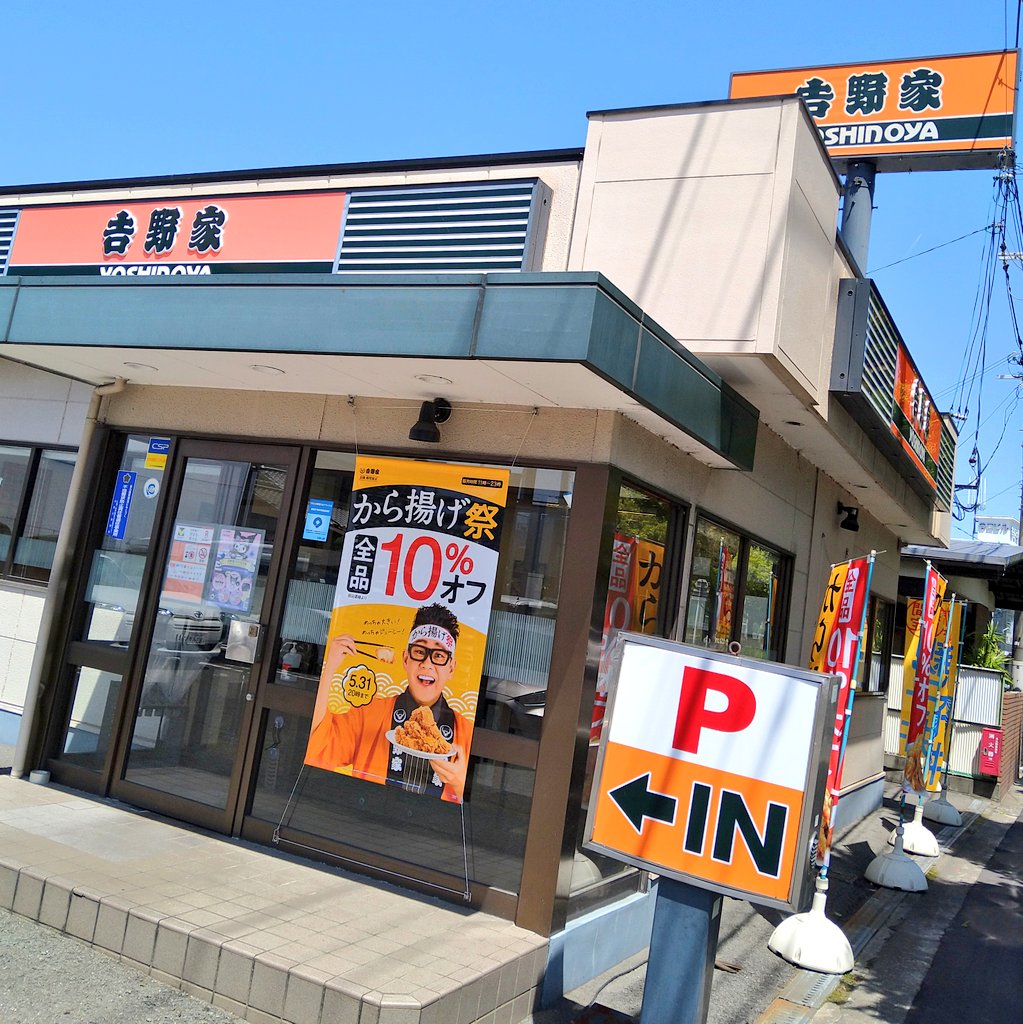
left=59, top=667, right=123, bottom=772
left=0, top=444, right=76, bottom=583
left=571, top=481, right=677, bottom=922
left=250, top=709, right=535, bottom=894
left=82, top=435, right=166, bottom=644
left=479, top=468, right=574, bottom=739
left=862, top=596, right=895, bottom=693
left=685, top=516, right=787, bottom=662
left=273, top=451, right=354, bottom=692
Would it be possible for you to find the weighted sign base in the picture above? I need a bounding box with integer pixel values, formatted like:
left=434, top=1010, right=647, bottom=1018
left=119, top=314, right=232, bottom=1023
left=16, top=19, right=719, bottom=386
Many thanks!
left=923, top=788, right=962, bottom=827
left=887, top=802, right=939, bottom=856
left=768, top=877, right=853, bottom=974
left=641, top=879, right=722, bottom=1024
left=866, top=825, right=928, bottom=891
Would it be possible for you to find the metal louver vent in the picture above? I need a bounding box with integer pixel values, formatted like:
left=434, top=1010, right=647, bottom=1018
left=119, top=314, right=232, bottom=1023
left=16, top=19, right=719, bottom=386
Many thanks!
left=832, top=278, right=956, bottom=512
left=936, top=419, right=956, bottom=508
left=862, top=294, right=899, bottom=422
left=335, top=180, right=547, bottom=274
left=0, top=209, right=20, bottom=274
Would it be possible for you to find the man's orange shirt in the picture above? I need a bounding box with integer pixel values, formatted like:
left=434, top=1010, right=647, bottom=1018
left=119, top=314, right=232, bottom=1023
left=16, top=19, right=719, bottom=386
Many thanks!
left=306, top=693, right=470, bottom=802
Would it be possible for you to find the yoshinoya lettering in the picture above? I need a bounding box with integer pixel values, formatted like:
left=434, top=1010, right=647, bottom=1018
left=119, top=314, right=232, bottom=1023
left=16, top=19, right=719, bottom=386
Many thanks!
left=820, top=120, right=941, bottom=147
left=99, top=264, right=212, bottom=276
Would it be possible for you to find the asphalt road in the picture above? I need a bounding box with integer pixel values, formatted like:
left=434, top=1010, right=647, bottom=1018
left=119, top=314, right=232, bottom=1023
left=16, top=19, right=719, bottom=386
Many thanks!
left=0, top=906, right=243, bottom=1024
left=904, top=811, right=1023, bottom=1023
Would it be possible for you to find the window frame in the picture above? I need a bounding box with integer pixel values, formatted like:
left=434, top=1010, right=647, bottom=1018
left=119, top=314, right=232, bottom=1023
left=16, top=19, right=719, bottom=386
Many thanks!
left=0, top=441, right=77, bottom=585
left=683, top=511, right=793, bottom=662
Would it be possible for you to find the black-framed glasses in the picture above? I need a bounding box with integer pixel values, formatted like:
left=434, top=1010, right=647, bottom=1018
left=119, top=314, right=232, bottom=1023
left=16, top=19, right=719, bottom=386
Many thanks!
left=407, top=643, right=452, bottom=666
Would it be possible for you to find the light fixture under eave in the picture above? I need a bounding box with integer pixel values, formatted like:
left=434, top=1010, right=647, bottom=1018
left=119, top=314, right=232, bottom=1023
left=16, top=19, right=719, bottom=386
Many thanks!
left=837, top=502, right=860, bottom=532
left=250, top=364, right=286, bottom=375
left=409, top=398, right=452, bottom=443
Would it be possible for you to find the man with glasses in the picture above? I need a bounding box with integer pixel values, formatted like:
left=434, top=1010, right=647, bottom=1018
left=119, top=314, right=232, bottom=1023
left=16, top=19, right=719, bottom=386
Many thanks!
left=306, top=603, right=470, bottom=801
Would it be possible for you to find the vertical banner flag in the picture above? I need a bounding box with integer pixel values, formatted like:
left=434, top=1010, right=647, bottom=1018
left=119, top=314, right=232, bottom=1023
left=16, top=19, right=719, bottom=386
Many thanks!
left=900, top=565, right=947, bottom=792
left=305, top=456, right=508, bottom=803
left=808, top=555, right=873, bottom=867
left=921, top=596, right=964, bottom=792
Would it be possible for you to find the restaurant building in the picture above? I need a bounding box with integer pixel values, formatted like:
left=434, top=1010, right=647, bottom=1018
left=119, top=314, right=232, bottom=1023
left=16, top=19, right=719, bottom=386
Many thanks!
left=0, top=95, right=955, bottom=986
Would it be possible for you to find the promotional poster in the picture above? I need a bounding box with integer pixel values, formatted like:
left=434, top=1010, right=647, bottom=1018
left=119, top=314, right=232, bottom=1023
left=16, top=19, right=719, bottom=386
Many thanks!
left=304, top=456, right=508, bottom=803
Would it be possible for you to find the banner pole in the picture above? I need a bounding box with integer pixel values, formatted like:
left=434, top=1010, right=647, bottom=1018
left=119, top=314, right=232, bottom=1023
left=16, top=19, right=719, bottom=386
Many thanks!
left=768, top=550, right=875, bottom=973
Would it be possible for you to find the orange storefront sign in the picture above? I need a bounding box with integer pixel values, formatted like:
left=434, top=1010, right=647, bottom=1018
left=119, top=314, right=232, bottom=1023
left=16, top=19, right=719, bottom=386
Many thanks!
left=585, top=636, right=835, bottom=912
left=730, top=50, right=1017, bottom=169
left=7, top=191, right=347, bottom=275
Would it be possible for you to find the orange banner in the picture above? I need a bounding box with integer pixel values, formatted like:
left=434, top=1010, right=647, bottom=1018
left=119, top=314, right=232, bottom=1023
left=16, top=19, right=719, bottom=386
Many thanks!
left=730, top=50, right=1017, bottom=167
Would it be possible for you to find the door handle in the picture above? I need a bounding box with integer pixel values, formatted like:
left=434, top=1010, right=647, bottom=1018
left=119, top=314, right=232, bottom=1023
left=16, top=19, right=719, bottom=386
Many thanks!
left=245, top=692, right=255, bottom=702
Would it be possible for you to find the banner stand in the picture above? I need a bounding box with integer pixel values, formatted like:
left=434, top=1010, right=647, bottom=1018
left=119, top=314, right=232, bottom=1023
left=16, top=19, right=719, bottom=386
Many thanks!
left=865, top=791, right=928, bottom=891
left=923, top=781, right=962, bottom=826
left=768, top=874, right=853, bottom=974
left=769, top=554, right=875, bottom=975
left=888, top=797, right=939, bottom=856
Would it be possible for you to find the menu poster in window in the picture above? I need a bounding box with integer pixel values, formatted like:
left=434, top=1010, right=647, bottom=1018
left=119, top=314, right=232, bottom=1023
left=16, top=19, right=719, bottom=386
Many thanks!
left=206, top=528, right=263, bottom=613
left=633, top=538, right=664, bottom=634
left=713, top=540, right=735, bottom=644
left=305, top=456, right=509, bottom=804
left=592, top=535, right=667, bottom=742
left=163, top=523, right=215, bottom=603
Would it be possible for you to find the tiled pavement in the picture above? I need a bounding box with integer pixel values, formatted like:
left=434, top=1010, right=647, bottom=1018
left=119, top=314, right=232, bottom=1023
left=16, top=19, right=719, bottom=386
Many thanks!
left=0, top=776, right=547, bottom=1024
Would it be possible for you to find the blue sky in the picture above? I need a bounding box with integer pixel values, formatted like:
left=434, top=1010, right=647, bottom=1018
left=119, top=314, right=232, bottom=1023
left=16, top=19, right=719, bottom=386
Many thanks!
left=6, top=1, right=1022, bottom=536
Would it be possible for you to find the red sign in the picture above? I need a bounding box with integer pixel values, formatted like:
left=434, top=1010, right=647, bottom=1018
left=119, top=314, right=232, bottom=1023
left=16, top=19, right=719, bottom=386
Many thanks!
left=979, top=727, right=1003, bottom=776
left=892, top=344, right=942, bottom=490
left=7, top=191, right=347, bottom=276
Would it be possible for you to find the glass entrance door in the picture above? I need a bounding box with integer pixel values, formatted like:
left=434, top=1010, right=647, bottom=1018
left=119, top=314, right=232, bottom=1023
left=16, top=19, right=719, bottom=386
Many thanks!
left=112, top=440, right=299, bottom=832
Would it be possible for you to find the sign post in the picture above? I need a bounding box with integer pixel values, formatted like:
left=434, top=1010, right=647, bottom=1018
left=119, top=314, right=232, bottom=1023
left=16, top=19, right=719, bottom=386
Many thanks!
left=585, top=635, right=837, bottom=1024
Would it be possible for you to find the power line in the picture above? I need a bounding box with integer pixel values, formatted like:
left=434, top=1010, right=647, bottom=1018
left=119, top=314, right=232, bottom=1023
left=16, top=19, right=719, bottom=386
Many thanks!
left=866, top=223, right=997, bottom=274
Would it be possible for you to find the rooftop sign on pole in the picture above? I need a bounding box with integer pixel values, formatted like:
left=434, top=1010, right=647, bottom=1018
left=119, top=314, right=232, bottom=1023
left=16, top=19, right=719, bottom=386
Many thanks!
left=730, top=50, right=1018, bottom=172
left=584, top=634, right=836, bottom=913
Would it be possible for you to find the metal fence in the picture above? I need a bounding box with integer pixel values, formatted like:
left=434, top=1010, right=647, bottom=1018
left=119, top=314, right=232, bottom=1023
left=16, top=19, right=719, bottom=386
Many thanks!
left=883, top=657, right=1003, bottom=778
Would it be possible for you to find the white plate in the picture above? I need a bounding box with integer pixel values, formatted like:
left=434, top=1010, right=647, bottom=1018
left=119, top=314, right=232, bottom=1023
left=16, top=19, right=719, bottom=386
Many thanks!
left=385, top=729, right=453, bottom=761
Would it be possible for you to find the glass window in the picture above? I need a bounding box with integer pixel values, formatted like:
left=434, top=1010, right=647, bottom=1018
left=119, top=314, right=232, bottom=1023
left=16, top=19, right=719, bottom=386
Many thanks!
left=685, top=516, right=788, bottom=662
left=262, top=456, right=573, bottom=896
left=0, top=444, right=76, bottom=583
left=250, top=709, right=535, bottom=893
left=479, top=468, right=574, bottom=739
left=861, top=596, right=895, bottom=694
left=571, top=481, right=677, bottom=922
left=59, top=667, right=123, bottom=771
left=81, top=436, right=168, bottom=644
left=0, top=446, right=31, bottom=564
left=739, top=543, right=785, bottom=660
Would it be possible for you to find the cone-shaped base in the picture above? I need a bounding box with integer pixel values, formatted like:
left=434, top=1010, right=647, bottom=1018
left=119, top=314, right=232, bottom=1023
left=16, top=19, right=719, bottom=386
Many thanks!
left=923, top=791, right=962, bottom=826
left=866, top=832, right=928, bottom=891
left=768, top=888, right=854, bottom=974
left=887, top=803, right=939, bottom=856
